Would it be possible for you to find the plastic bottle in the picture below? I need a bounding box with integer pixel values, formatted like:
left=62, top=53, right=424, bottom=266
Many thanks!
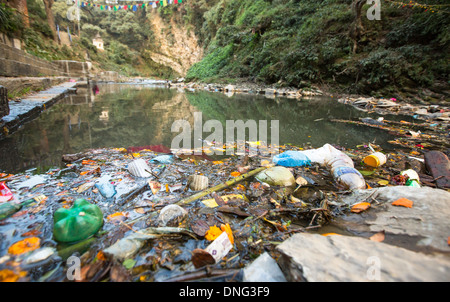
left=272, top=144, right=366, bottom=190
left=53, top=198, right=103, bottom=243
left=401, top=169, right=420, bottom=187
left=363, top=152, right=387, bottom=168
left=332, top=166, right=366, bottom=190
left=0, top=199, right=35, bottom=221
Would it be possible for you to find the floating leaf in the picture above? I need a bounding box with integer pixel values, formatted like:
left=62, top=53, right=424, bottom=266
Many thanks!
left=122, top=258, right=136, bottom=270
left=96, top=251, right=107, bottom=261
left=8, top=237, right=40, bottom=255
left=351, top=202, right=371, bottom=213
left=377, top=180, right=389, bottom=186
left=107, top=212, right=124, bottom=220
left=191, top=249, right=215, bottom=269
left=369, top=230, right=385, bottom=242
left=392, top=198, right=413, bottom=208
left=148, top=181, right=161, bottom=194
left=0, top=269, right=26, bottom=282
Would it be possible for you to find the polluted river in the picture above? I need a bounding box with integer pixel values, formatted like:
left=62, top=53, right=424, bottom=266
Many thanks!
left=0, top=82, right=449, bottom=283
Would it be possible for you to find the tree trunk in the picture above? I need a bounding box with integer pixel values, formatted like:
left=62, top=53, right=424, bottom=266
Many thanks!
left=6, top=0, right=29, bottom=27
left=349, top=0, right=366, bottom=54
left=42, top=0, right=57, bottom=41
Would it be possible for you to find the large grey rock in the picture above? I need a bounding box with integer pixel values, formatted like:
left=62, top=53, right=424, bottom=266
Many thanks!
left=277, top=233, right=450, bottom=282
left=243, top=252, right=287, bottom=282
left=339, top=186, right=450, bottom=252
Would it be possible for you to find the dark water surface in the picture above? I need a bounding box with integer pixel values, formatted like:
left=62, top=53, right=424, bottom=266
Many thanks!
left=0, top=83, right=402, bottom=173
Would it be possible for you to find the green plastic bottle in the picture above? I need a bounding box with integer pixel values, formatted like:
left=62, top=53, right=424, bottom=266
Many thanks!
left=53, top=198, right=103, bottom=243
left=0, top=199, right=35, bottom=221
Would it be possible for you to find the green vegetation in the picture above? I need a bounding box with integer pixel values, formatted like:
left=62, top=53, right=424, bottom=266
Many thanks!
left=1, top=0, right=449, bottom=95
left=184, top=0, right=449, bottom=96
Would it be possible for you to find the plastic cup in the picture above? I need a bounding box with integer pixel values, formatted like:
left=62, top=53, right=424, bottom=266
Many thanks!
left=363, top=152, right=387, bottom=167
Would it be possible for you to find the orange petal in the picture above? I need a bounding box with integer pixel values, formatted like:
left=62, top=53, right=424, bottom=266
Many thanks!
left=391, top=198, right=413, bottom=208
left=230, top=171, right=241, bottom=177
left=220, top=223, right=234, bottom=245
left=205, top=225, right=223, bottom=241
left=351, top=202, right=371, bottom=213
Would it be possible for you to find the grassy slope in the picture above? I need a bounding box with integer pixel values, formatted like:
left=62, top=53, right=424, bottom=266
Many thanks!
left=185, top=0, right=450, bottom=100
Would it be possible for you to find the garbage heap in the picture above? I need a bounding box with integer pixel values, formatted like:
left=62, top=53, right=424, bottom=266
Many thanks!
left=0, top=141, right=448, bottom=282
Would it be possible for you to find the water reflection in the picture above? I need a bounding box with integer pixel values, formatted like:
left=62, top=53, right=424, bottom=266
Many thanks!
left=0, top=84, right=398, bottom=173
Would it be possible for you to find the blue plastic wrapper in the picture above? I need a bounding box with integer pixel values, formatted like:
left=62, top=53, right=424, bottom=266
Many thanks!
left=273, top=151, right=311, bottom=167
left=95, top=182, right=117, bottom=199
left=150, top=154, right=174, bottom=164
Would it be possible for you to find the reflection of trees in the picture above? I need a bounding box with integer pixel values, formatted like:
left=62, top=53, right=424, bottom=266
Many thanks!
left=185, top=91, right=396, bottom=149
left=0, top=84, right=400, bottom=174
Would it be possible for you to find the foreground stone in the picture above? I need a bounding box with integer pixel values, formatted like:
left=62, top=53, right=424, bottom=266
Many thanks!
left=339, top=186, right=450, bottom=253
left=277, top=233, right=450, bottom=282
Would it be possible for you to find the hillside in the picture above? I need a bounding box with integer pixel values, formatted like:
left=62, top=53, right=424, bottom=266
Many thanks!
left=1, top=0, right=449, bottom=100
left=184, top=0, right=450, bottom=100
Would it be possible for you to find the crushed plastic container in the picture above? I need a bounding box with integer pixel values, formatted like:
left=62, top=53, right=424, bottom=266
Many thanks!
left=0, top=182, right=14, bottom=202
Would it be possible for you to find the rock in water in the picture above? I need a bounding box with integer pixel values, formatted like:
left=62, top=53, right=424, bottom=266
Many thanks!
left=424, top=151, right=450, bottom=189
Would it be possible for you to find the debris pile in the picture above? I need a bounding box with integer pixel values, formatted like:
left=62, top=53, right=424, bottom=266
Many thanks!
left=0, top=138, right=449, bottom=282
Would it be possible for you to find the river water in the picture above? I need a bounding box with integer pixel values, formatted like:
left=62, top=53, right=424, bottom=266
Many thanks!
left=0, top=83, right=402, bottom=173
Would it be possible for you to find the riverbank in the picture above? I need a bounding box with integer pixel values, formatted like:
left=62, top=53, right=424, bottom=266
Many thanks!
left=0, top=80, right=84, bottom=140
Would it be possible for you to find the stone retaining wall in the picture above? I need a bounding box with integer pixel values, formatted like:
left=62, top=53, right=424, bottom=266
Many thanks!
left=0, top=42, right=69, bottom=77
left=0, top=85, right=9, bottom=118
left=0, top=42, right=92, bottom=78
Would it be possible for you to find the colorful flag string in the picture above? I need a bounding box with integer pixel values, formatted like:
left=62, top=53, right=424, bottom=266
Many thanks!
left=80, top=0, right=183, bottom=11
left=385, top=0, right=450, bottom=14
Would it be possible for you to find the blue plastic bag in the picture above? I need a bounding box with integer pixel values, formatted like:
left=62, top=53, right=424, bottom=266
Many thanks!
left=272, top=151, right=311, bottom=167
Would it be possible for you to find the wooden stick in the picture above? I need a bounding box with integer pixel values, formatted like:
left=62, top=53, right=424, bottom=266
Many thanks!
left=175, top=165, right=272, bottom=206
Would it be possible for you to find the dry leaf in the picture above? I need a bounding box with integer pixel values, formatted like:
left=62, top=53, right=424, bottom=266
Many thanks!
left=134, top=207, right=146, bottom=214
left=96, top=251, right=107, bottom=261
left=21, top=230, right=41, bottom=237
left=110, top=262, right=131, bottom=282
left=377, top=180, right=389, bottom=186
left=321, top=233, right=341, bottom=236
left=0, top=269, right=26, bottom=282
left=369, top=230, right=385, bottom=242
left=8, top=237, right=40, bottom=255
left=392, top=198, right=413, bottom=208
left=107, top=212, right=124, bottom=220
left=191, top=249, right=215, bottom=269
left=351, top=202, right=371, bottom=213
